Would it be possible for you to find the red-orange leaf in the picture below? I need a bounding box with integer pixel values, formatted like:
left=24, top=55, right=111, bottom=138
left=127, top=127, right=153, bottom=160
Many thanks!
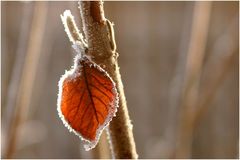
left=57, top=55, right=118, bottom=150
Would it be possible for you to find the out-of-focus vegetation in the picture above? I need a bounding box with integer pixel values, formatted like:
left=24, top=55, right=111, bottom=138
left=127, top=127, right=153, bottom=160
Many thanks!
left=1, top=1, right=239, bottom=158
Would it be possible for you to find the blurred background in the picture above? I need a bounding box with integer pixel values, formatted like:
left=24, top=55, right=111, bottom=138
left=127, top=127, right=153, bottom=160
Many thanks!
left=1, top=1, right=239, bottom=159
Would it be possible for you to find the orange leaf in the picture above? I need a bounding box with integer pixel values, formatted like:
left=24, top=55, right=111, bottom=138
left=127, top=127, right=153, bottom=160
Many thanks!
left=57, top=55, right=118, bottom=150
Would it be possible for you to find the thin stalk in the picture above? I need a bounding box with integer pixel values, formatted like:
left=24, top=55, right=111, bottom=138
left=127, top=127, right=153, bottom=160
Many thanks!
left=175, top=1, right=212, bottom=158
left=164, top=3, right=194, bottom=157
left=4, top=2, right=48, bottom=158
left=193, top=16, right=239, bottom=127
left=3, top=2, right=33, bottom=154
left=194, top=50, right=237, bottom=125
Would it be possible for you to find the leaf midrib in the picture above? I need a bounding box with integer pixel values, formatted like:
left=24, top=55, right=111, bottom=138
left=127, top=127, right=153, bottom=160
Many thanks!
left=82, top=63, right=100, bottom=124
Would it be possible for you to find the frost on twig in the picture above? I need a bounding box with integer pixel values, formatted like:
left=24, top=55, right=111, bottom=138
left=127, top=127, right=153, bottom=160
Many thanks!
left=60, top=10, right=87, bottom=52
left=79, top=1, right=138, bottom=158
left=78, top=2, right=115, bottom=62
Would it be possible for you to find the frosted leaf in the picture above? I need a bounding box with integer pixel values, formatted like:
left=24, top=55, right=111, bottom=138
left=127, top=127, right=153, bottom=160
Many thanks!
left=57, top=54, right=119, bottom=151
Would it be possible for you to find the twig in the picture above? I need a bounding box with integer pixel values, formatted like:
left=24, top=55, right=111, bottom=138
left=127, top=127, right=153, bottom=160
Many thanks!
left=61, top=10, right=87, bottom=48
left=4, top=2, right=48, bottom=158
left=175, top=1, right=212, bottom=158
left=78, top=1, right=138, bottom=158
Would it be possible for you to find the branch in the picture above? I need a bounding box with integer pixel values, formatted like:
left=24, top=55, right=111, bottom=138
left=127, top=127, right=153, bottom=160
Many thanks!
left=78, top=1, right=138, bottom=158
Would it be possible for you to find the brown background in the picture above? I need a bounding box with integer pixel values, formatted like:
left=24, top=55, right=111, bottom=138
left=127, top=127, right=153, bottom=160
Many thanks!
left=1, top=1, right=239, bottom=158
